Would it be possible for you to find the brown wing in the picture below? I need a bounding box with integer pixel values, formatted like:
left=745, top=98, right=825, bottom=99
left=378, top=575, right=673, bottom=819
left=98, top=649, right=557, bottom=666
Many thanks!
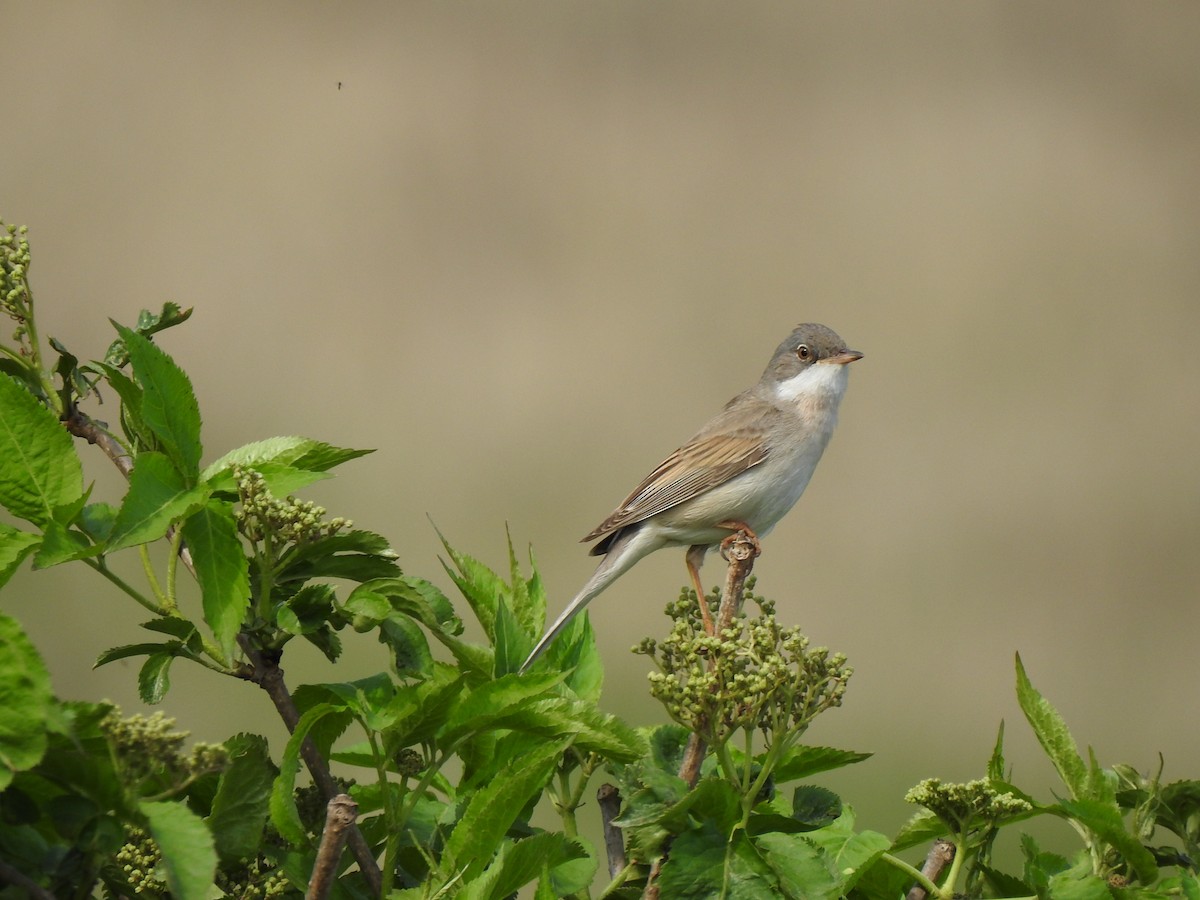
left=582, top=403, right=773, bottom=543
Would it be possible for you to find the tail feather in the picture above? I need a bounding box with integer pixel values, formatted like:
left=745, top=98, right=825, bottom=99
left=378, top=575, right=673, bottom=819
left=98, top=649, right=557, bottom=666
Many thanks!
left=520, top=526, right=661, bottom=671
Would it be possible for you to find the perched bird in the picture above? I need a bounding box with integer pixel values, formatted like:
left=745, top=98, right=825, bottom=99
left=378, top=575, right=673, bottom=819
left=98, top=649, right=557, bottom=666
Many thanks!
left=521, top=323, right=862, bottom=671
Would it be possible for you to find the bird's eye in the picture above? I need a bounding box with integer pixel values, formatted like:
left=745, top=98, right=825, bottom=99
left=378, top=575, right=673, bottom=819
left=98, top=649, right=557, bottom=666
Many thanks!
left=796, top=344, right=811, bottom=361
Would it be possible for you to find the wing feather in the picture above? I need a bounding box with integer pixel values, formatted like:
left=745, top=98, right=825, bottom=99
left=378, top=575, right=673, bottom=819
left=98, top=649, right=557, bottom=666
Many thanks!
left=583, top=399, right=777, bottom=542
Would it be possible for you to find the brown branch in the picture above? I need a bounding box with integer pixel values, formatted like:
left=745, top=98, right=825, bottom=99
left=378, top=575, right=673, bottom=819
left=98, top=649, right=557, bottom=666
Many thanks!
left=643, top=534, right=760, bottom=898
left=0, top=859, right=57, bottom=900
left=239, top=636, right=383, bottom=894
left=676, top=532, right=758, bottom=788
left=597, top=783, right=626, bottom=879
left=905, top=839, right=955, bottom=900
left=63, top=408, right=133, bottom=478
left=306, top=794, right=359, bottom=900
left=66, top=406, right=384, bottom=895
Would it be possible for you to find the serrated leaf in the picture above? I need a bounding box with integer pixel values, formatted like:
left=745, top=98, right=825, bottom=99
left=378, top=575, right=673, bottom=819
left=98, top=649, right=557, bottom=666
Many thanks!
left=114, top=324, right=203, bottom=480
left=379, top=616, right=434, bottom=676
left=208, top=734, right=275, bottom=864
left=138, top=652, right=175, bottom=703
left=493, top=595, right=530, bottom=676
left=108, top=452, right=209, bottom=551
left=141, top=799, right=216, bottom=900
left=32, top=520, right=99, bottom=568
left=437, top=528, right=508, bottom=638
left=439, top=673, right=565, bottom=743
left=660, top=828, right=779, bottom=899
left=1015, top=654, right=1087, bottom=800
left=755, top=831, right=839, bottom=900
left=0, top=524, right=40, bottom=589
left=200, top=436, right=371, bottom=483
left=79, top=502, right=118, bottom=542
left=461, top=833, right=589, bottom=900
left=0, top=374, right=83, bottom=525
left=270, top=703, right=340, bottom=846
left=801, top=809, right=891, bottom=895
left=95, top=641, right=182, bottom=667
left=988, top=720, right=1007, bottom=782
left=1057, top=795, right=1159, bottom=884
left=0, top=614, right=54, bottom=790
left=140, top=617, right=200, bottom=640
left=889, top=810, right=947, bottom=852
left=484, top=696, right=647, bottom=762
left=181, top=502, right=249, bottom=662
left=442, top=738, right=569, bottom=880
left=772, top=745, right=873, bottom=783
left=791, top=785, right=843, bottom=829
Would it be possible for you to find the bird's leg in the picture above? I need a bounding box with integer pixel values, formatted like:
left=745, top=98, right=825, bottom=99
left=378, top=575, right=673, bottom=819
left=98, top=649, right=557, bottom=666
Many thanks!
left=685, top=544, right=715, bottom=635
left=716, top=520, right=761, bottom=560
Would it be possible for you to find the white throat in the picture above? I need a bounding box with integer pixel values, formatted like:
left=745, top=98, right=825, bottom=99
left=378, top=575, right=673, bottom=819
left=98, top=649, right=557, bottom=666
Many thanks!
left=773, top=361, right=850, bottom=408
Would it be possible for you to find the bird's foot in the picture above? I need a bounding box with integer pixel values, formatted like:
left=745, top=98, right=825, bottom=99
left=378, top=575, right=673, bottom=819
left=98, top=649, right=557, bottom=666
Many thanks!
left=717, top=521, right=761, bottom=561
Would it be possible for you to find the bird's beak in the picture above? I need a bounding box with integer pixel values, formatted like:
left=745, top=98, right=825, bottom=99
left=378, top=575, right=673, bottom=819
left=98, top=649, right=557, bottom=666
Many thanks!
left=823, top=349, right=864, bottom=365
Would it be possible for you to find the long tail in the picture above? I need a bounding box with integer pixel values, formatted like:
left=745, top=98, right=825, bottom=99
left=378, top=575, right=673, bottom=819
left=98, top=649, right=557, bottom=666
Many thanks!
left=520, top=526, right=660, bottom=671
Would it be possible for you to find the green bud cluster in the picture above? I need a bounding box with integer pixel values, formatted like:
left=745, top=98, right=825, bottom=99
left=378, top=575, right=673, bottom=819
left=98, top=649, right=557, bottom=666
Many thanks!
left=293, top=777, right=357, bottom=833
left=114, top=827, right=167, bottom=895
left=639, top=581, right=852, bottom=746
left=234, top=466, right=352, bottom=544
left=904, top=777, right=1032, bottom=833
left=216, top=856, right=292, bottom=899
left=100, top=708, right=228, bottom=789
left=0, top=219, right=32, bottom=346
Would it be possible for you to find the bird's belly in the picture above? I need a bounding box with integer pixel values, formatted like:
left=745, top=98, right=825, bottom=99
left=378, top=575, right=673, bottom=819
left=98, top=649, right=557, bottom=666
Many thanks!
left=651, top=449, right=823, bottom=547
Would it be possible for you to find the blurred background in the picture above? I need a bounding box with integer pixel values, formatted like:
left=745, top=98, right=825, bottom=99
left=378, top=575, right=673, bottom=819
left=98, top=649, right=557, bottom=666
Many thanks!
left=5, top=0, right=1199, bottom=855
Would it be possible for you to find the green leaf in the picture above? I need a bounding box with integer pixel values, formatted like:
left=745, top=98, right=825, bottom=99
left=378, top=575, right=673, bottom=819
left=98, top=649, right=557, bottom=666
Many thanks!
left=988, top=720, right=1007, bottom=782
left=791, top=785, right=843, bottom=829
left=491, top=697, right=647, bottom=762
left=1015, top=653, right=1087, bottom=799
left=437, top=529, right=508, bottom=639
left=96, top=641, right=183, bottom=667
left=755, top=831, right=840, bottom=900
left=200, top=436, right=371, bottom=483
left=1046, top=862, right=1113, bottom=900
left=114, top=323, right=203, bottom=480
left=140, top=799, right=216, bottom=900
left=0, top=523, right=40, bottom=589
left=0, top=374, right=83, bottom=525
left=104, top=303, right=194, bottom=365
left=772, top=745, right=873, bottom=783
left=493, top=594, right=531, bottom=676
left=180, top=501, right=249, bottom=661
left=33, top=520, right=101, bottom=568
left=800, top=808, right=891, bottom=895
left=1057, top=794, right=1159, bottom=884
left=976, top=862, right=1034, bottom=899
left=459, top=833, right=589, bottom=900
left=208, top=734, right=275, bottom=864
left=889, top=810, right=947, bottom=852
left=442, top=738, right=570, bottom=881
left=79, top=501, right=118, bottom=542
left=0, top=614, right=54, bottom=790
left=439, top=673, right=564, bottom=743
left=379, top=616, right=434, bottom=677
left=270, top=703, right=340, bottom=845
left=138, top=652, right=176, bottom=703
left=108, top=451, right=209, bottom=551
left=659, top=828, right=779, bottom=899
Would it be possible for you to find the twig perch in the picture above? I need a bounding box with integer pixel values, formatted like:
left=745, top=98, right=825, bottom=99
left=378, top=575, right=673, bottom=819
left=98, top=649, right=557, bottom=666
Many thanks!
left=642, top=533, right=759, bottom=898
left=597, top=783, right=626, bottom=878
left=676, top=531, right=758, bottom=788
left=307, top=794, right=359, bottom=900
left=905, top=839, right=955, bottom=900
